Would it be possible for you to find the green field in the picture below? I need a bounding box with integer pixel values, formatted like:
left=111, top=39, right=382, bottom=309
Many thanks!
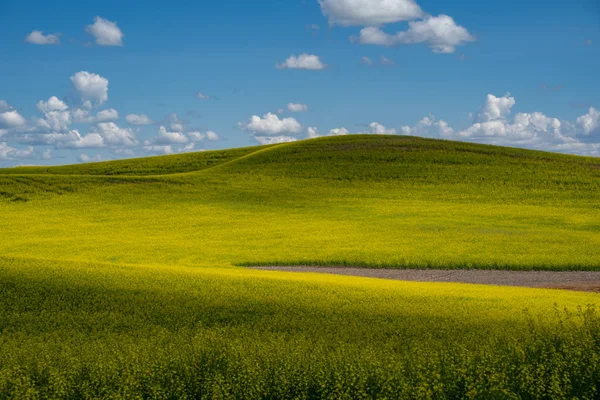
left=1, top=135, right=600, bottom=398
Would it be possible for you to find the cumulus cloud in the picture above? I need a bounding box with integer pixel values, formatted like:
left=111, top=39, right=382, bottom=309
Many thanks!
left=126, top=113, right=153, bottom=125
left=37, top=96, right=68, bottom=113
left=476, top=93, right=516, bottom=122
left=93, top=122, right=137, bottom=147
left=167, top=113, right=185, bottom=132
left=188, top=130, right=219, bottom=141
left=42, top=130, right=105, bottom=149
left=240, top=113, right=303, bottom=136
left=328, top=127, right=350, bottom=136
left=318, top=0, right=423, bottom=26
left=399, top=94, right=600, bottom=156
left=287, top=103, right=309, bottom=112
left=25, top=30, right=60, bottom=45
left=276, top=54, right=327, bottom=70
left=36, top=96, right=71, bottom=132
left=458, top=112, right=562, bottom=141
left=187, top=131, right=206, bottom=142
left=206, top=131, right=219, bottom=141
left=354, top=15, right=475, bottom=53
left=72, top=108, right=118, bottom=124
left=154, top=126, right=189, bottom=144
left=0, top=143, right=34, bottom=160
left=307, top=127, right=319, bottom=138
left=576, top=107, right=600, bottom=135
left=369, top=122, right=397, bottom=134
left=143, top=145, right=174, bottom=155
left=0, top=110, right=27, bottom=128
left=95, top=109, right=118, bottom=122
left=196, top=92, right=210, bottom=100
left=71, top=71, right=109, bottom=105
left=79, top=153, right=102, bottom=163
left=86, top=16, right=124, bottom=46
left=254, top=136, right=298, bottom=145
left=401, top=115, right=453, bottom=137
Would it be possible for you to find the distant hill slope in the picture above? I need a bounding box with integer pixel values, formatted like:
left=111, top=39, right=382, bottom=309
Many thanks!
left=0, top=145, right=270, bottom=176
left=216, top=135, right=600, bottom=186
left=2, top=136, right=599, bottom=183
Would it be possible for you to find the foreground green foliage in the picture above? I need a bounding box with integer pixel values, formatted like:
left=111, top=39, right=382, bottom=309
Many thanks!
left=1, top=135, right=600, bottom=398
left=0, top=257, right=599, bottom=399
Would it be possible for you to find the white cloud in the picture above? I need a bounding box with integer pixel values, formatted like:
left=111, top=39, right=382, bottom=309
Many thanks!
left=454, top=111, right=583, bottom=155
left=369, top=122, right=397, bottom=134
left=0, top=143, right=34, bottom=160
left=71, top=71, right=109, bottom=105
left=41, top=149, right=52, bottom=160
left=0, top=110, right=27, bottom=128
left=179, top=143, right=197, bottom=153
left=476, top=93, right=516, bottom=122
left=43, top=130, right=105, bottom=149
left=307, top=127, right=319, bottom=138
left=86, top=16, right=124, bottom=46
left=168, top=113, right=185, bottom=132
left=318, top=0, right=423, bottom=26
left=401, top=115, right=453, bottom=137
left=196, top=92, right=210, bottom=100
left=95, top=109, right=119, bottom=122
left=355, top=15, right=475, bottom=53
left=187, top=131, right=206, bottom=142
left=186, top=130, right=219, bottom=142
left=254, top=136, right=298, bottom=145
left=72, top=108, right=118, bottom=124
left=25, top=30, right=60, bottom=45
left=396, top=94, right=600, bottom=156
left=143, top=145, right=174, bottom=155
left=126, top=113, right=153, bottom=125
left=155, top=126, right=189, bottom=144
left=276, top=54, right=327, bottom=70
left=79, top=153, right=102, bottom=163
left=36, top=97, right=71, bottom=132
left=94, top=122, right=137, bottom=146
left=240, top=113, right=303, bottom=136
left=287, top=103, right=309, bottom=112
left=576, top=107, right=600, bottom=135
left=206, top=131, right=219, bottom=141
left=361, top=56, right=373, bottom=65
left=328, top=127, right=350, bottom=136
left=37, top=96, right=68, bottom=113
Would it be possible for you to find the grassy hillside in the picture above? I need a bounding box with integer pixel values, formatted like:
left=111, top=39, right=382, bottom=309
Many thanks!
left=1, top=135, right=600, bottom=398
left=1, top=135, right=599, bottom=270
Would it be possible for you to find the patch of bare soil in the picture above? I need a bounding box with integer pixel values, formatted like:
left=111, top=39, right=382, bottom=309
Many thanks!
left=251, top=267, right=600, bottom=293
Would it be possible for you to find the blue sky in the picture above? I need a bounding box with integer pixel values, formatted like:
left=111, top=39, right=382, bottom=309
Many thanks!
left=0, top=0, right=599, bottom=166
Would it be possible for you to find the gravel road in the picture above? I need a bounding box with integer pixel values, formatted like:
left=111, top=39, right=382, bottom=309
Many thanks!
left=251, top=267, right=600, bottom=293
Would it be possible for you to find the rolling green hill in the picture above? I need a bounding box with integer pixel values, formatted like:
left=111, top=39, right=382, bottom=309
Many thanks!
left=1, top=135, right=599, bottom=269
left=1, top=135, right=600, bottom=398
